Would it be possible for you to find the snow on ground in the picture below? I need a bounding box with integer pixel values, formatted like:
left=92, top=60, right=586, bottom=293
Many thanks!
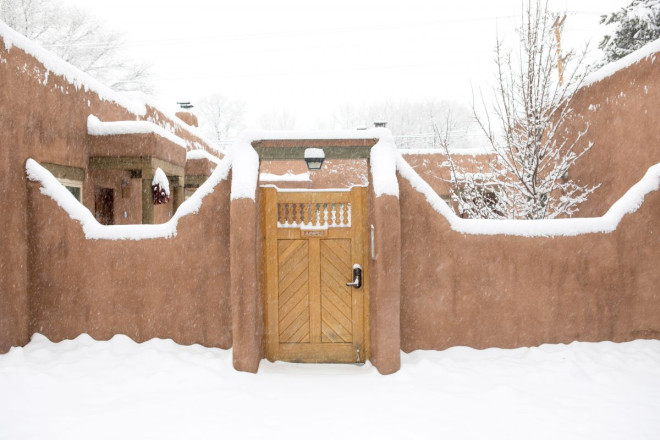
left=1, top=335, right=659, bottom=440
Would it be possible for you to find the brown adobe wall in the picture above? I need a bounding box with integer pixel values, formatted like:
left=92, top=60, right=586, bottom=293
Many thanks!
left=402, top=153, right=495, bottom=197
left=566, top=55, right=660, bottom=217
left=0, top=35, right=216, bottom=352
left=0, top=43, right=130, bottom=352
left=25, top=178, right=232, bottom=348
left=259, top=159, right=369, bottom=189
left=397, top=174, right=660, bottom=352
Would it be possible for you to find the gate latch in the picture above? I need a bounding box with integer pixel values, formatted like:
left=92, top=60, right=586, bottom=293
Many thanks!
left=346, top=264, right=362, bottom=289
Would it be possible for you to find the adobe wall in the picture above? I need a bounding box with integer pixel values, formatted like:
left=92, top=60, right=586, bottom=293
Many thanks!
left=0, top=36, right=216, bottom=352
left=0, top=42, right=129, bottom=352
left=566, top=56, right=660, bottom=217
left=398, top=175, right=660, bottom=352
left=25, top=178, right=232, bottom=348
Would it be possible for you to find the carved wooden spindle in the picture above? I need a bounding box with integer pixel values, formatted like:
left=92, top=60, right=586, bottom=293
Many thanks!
left=313, top=203, right=320, bottom=226
left=286, top=203, right=293, bottom=225
left=327, top=203, right=335, bottom=226
left=301, top=203, right=308, bottom=225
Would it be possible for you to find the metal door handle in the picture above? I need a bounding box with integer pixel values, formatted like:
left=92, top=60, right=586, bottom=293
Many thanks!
left=346, top=264, right=362, bottom=288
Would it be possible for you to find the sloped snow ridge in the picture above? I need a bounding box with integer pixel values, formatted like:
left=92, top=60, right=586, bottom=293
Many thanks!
left=25, top=157, right=230, bottom=240
left=396, top=154, right=660, bottom=237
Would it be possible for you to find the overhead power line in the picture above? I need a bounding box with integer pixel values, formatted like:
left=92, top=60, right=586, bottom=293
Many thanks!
left=40, top=9, right=604, bottom=51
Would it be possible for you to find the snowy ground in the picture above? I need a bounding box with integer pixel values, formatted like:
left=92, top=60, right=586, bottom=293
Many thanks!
left=1, top=335, right=659, bottom=440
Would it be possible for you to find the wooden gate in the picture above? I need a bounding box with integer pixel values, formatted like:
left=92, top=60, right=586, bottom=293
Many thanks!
left=261, top=186, right=369, bottom=363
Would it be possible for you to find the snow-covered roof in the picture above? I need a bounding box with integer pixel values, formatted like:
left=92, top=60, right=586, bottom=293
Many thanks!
left=87, top=115, right=187, bottom=148
left=0, top=20, right=219, bottom=153
left=583, top=37, right=660, bottom=87
left=0, top=20, right=146, bottom=116
left=186, top=149, right=223, bottom=165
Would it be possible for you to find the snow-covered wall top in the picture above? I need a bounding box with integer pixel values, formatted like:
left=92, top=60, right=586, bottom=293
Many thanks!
left=25, top=157, right=231, bottom=240
left=399, top=148, right=494, bottom=156
left=397, top=154, right=660, bottom=237
left=242, top=128, right=387, bottom=141
left=186, top=149, right=223, bottom=165
left=0, top=20, right=146, bottom=116
left=369, top=131, right=399, bottom=198
left=0, top=20, right=218, bottom=153
left=87, top=115, right=187, bottom=148
left=583, top=37, right=660, bottom=87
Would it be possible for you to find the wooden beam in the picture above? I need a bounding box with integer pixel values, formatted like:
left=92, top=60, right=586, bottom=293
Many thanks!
left=40, top=162, right=86, bottom=181
left=254, top=145, right=372, bottom=160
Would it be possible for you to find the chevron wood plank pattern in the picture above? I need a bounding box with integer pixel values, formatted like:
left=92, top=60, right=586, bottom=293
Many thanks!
left=320, top=239, right=352, bottom=343
left=278, top=240, right=310, bottom=343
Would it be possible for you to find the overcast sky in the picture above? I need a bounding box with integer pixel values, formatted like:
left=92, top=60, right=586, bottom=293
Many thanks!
left=66, top=0, right=628, bottom=128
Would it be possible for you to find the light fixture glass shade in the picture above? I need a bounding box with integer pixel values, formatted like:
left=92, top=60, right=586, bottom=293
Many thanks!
left=305, top=157, right=324, bottom=170
left=304, top=148, right=325, bottom=170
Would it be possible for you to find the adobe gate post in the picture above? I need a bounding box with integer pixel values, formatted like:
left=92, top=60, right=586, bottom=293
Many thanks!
left=229, top=145, right=262, bottom=373
left=368, top=140, right=402, bottom=374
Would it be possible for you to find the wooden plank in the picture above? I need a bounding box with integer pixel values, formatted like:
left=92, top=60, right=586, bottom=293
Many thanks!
left=277, top=343, right=356, bottom=363
left=308, top=238, right=321, bottom=344
left=280, top=307, right=310, bottom=343
left=262, top=187, right=280, bottom=361
left=350, top=186, right=367, bottom=359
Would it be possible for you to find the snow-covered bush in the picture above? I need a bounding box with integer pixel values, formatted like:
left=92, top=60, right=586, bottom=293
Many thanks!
left=599, top=0, right=660, bottom=64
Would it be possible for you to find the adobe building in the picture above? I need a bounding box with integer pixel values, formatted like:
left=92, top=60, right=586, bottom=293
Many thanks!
left=1, top=20, right=659, bottom=374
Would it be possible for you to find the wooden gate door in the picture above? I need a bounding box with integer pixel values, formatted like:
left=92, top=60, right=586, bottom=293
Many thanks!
left=261, top=186, right=369, bottom=363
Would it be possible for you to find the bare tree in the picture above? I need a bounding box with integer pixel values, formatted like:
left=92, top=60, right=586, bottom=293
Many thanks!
left=258, top=107, right=298, bottom=130
left=445, top=0, right=598, bottom=220
left=0, top=0, right=152, bottom=92
left=331, top=98, right=483, bottom=150
left=195, top=94, right=246, bottom=144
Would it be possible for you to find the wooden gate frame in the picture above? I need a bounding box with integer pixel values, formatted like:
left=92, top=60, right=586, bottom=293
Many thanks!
left=260, top=186, right=370, bottom=363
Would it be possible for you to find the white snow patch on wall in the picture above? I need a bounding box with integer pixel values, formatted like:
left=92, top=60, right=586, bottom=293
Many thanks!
left=396, top=154, right=660, bottom=237
left=260, top=172, right=311, bottom=182
left=0, top=21, right=146, bottom=116
left=583, top=37, right=660, bottom=88
left=25, top=157, right=231, bottom=240
left=87, top=115, right=187, bottom=148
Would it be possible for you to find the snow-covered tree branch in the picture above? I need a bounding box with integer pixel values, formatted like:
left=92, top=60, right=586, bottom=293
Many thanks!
left=195, top=94, right=246, bottom=145
left=599, top=0, right=660, bottom=65
left=444, top=0, right=599, bottom=220
left=0, top=0, right=152, bottom=92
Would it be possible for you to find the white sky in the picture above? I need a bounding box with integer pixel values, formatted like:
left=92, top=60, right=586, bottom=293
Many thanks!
left=66, top=0, right=628, bottom=129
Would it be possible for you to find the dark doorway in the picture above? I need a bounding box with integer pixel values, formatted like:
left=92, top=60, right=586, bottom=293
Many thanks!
left=94, top=187, right=114, bottom=225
